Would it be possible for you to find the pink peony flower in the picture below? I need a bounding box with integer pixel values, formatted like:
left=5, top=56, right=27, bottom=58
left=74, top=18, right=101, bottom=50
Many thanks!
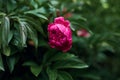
left=48, top=17, right=72, bottom=52
left=77, top=29, right=90, bottom=38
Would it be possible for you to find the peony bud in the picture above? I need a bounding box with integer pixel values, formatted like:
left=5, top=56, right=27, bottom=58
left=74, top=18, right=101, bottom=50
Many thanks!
left=77, top=29, right=90, bottom=38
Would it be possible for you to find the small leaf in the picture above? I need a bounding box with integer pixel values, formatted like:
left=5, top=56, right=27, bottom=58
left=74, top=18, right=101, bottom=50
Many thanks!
left=0, top=53, right=4, bottom=71
left=46, top=67, right=57, bottom=80
left=58, top=71, right=73, bottom=80
left=3, top=46, right=11, bottom=56
left=23, top=61, right=38, bottom=66
left=30, top=65, right=42, bottom=77
left=8, top=31, right=13, bottom=43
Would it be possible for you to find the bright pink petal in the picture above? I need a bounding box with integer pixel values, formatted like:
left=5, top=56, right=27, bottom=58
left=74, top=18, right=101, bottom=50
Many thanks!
left=48, top=16, right=72, bottom=52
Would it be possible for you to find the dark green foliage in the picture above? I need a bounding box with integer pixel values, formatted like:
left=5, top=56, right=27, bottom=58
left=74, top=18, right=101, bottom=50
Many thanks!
left=0, top=0, right=88, bottom=80
left=0, top=0, right=120, bottom=80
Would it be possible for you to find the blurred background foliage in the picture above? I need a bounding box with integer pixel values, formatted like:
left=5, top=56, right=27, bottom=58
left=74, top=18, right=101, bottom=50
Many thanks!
left=0, top=0, right=120, bottom=80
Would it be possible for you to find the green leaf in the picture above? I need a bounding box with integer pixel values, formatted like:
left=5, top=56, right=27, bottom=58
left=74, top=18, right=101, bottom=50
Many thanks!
left=20, top=17, right=46, bottom=37
left=7, top=56, right=17, bottom=73
left=0, top=23, right=2, bottom=48
left=58, top=71, right=73, bottom=80
left=1, top=16, right=11, bottom=53
left=30, top=65, right=42, bottom=77
left=49, top=53, right=77, bottom=62
left=3, top=46, right=11, bottom=56
left=53, top=58, right=88, bottom=69
left=32, top=13, right=48, bottom=20
left=0, top=53, right=4, bottom=71
left=1, top=16, right=10, bottom=45
left=6, top=0, right=16, bottom=13
left=46, top=67, right=57, bottom=80
left=11, top=27, right=23, bottom=48
left=28, top=0, right=38, bottom=9
left=16, top=18, right=39, bottom=47
left=8, top=31, right=13, bottom=43
left=24, top=7, right=46, bottom=14
left=23, top=61, right=38, bottom=66
left=18, top=20, right=27, bottom=47
left=0, top=12, right=6, bottom=16
left=24, top=11, right=48, bottom=20
left=81, top=73, right=101, bottom=80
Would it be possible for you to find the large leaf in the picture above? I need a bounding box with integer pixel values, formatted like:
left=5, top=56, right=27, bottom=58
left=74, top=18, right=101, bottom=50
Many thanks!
left=57, top=71, right=73, bottom=80
left=18, top=20, right=27, bottom=47
left=24, top=11, right=48, bottom=20
left=53, top=58, right=88, bottom=69
left=8, top=31, right=13, bottom=43
left=24, top=7, right=46, bottom=14
left=1, top=16, right=10, bottom=45
left=46, top=67, right=57, bottom=80
left=0, top=53, right=4, bottom=71
left=1, top=16, right=11, bottom=56
left=49, top=53, right=77, bottom=62
left=20, top=17, right=45, bottom=37
left=11, top=27, right=24, bottom=48
left=7, top=56, right=18, bottom=73
left=0, top=23, right=2, bottom=48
